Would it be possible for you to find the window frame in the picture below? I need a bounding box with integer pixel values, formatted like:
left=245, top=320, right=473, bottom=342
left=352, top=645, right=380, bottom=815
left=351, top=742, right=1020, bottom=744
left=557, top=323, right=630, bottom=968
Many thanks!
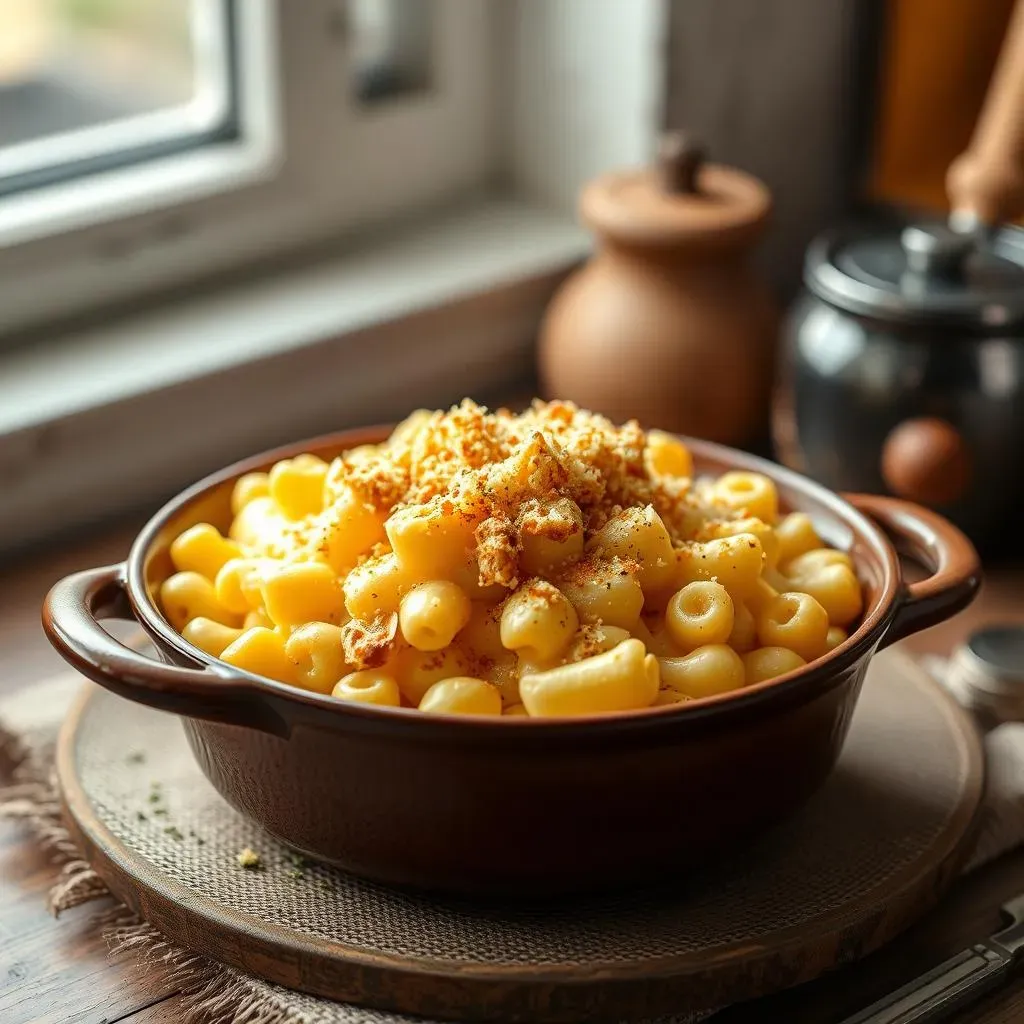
left=0, top=0, right=237, bottom=195
left=0, top=0, right=497, bottom=337
left=0, top=0, right=670, bottom=555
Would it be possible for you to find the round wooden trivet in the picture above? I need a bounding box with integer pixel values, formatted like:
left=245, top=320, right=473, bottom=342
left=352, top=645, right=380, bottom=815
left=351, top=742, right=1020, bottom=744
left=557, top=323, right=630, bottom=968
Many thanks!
left=57, top=651, right=983, bottom=1023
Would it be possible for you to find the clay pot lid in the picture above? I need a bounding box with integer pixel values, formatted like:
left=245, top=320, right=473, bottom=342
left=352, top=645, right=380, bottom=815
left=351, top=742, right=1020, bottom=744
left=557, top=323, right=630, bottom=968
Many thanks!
left=579, top=132, right=772, bottom=249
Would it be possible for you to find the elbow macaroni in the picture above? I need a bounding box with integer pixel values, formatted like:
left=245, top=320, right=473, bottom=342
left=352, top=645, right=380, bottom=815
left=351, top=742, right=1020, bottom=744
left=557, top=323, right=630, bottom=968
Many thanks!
left=170, top=524, right=241, bottom=581
left=333, top=670, right=402, bottom=707
left=558, top=558, right=644, bottom=631
left=419, top=677, right=503, bottom=716
left=261, top=562, right=346, bottom=628
left=587, top=505, right=677, bottom=592
left=665, top=581, right=735, bottom=651
left=399, top=581, right=472, bottom=652
left=500, top=580, right=579, bottom=662
left=756, top=592, right=830, bottom=662
left=161, top=572, right=241, bottom=632
left=711, top=471, right=778, bottom=523
left=675, top=534, right=766, bottom=599
left=727, top=600, right=758, bottom=653
left=182, top=617, right=243, bottom=658
left=519, top=639, right=659, bottom=717
left=658, top=644, right=746, bottom=699
left=393, top=645, right=471, bottom=706
left=645, top=429, right=693, bottom=480
left=286, top=622, right=349, bottom=694
left=268, top=454, right=329, bottom=520
left=159, top=401, right=866, bottom=714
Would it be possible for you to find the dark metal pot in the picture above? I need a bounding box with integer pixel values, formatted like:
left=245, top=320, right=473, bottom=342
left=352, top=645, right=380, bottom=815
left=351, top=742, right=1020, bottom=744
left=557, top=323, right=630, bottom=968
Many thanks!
left=774, top=222, right=1024, bottom=554
left=776, top=0, right=1024, bottom=554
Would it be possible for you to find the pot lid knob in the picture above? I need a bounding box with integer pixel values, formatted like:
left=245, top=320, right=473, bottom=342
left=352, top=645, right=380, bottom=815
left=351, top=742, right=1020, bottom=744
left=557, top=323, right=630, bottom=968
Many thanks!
left=900, top=225, right=976, bottom=279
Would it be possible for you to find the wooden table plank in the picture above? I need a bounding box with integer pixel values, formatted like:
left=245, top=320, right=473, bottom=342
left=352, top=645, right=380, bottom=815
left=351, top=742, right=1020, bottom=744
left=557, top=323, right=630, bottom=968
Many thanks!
left=117, top=997, right=191, bottom=1023
left=0, top=521, right=177, bottom=1024
left=0, top=820, right=178, bottom=1024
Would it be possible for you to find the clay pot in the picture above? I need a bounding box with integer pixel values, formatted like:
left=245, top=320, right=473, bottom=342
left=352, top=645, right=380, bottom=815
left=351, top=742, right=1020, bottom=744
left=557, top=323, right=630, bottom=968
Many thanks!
left=43, top=426, right=979, bottom=896
left=539, top=134, right=779, bottom=447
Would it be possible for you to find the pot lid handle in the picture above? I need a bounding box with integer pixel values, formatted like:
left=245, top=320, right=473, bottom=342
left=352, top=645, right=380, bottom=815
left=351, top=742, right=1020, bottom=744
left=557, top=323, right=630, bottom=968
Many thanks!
left=578, top=130, right=771, bottom=248
left=947, top=0, right=1024, bottom=227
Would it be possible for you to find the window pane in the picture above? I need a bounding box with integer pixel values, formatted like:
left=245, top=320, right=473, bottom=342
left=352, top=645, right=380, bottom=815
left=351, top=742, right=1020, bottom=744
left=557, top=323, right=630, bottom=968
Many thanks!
left=349, top=0, right=433, bottom=103
left=0, top=0, right=232, bottom=192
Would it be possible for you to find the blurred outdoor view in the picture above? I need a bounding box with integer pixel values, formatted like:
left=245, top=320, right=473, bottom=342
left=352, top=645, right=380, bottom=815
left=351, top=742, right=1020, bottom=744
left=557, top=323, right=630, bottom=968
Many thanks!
left=0, top=0, right=199, bottom=148
left=0, top=0, right=430, bottom=180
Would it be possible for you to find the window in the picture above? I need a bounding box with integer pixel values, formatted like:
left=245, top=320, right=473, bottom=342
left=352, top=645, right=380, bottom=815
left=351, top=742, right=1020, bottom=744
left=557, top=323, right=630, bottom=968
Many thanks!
left=0, top=1, right=667, bottom=339
left=0, top=0, right=233, bottom=195
left=0, top=0, right=496, bottom=336
left=0, top=0, right=665, bottom=552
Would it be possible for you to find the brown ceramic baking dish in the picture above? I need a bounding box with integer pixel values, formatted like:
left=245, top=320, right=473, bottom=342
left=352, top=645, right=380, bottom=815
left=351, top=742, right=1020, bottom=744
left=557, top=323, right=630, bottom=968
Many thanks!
left=43, top=426, right=981, bottom=896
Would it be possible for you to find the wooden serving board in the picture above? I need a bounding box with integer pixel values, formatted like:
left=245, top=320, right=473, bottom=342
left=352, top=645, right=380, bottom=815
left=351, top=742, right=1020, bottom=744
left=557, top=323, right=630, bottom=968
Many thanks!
left=56, top=650, right=983, bottom=1023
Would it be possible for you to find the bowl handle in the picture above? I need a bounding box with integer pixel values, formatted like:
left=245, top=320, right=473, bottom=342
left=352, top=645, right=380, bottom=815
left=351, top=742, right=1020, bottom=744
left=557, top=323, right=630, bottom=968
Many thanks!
left=844, top=494, right=981, bottom=648
left=43, top=564, right=287, bottom=736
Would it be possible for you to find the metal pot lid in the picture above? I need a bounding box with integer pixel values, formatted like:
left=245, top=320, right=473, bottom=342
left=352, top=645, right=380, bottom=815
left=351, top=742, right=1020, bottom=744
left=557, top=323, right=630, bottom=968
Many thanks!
left=805, top=221, right=1024, bottom=330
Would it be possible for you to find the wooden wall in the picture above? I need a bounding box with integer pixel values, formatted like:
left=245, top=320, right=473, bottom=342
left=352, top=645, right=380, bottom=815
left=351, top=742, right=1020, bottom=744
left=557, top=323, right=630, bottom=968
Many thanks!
left=869, top=0, right=1015, bottom=215
left=665, top=0, right=1015, bottom=296
left=665, top=0, right=883, bottom=298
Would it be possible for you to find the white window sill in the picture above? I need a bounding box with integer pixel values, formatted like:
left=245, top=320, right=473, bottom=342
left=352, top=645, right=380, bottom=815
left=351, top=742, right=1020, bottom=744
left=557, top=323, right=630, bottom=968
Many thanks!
left=0, top=198, right=588, bottom=554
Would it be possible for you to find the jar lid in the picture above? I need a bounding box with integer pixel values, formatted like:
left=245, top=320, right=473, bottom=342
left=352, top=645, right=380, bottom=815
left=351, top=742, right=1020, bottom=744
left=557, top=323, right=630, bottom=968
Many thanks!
left=805, top=222, right=1024, bottom=329
left=956, top=625, right=1024, bottom=695
left=944, top=624, right=1024, bottom=728
left=580, top=133, right=771, bottom=249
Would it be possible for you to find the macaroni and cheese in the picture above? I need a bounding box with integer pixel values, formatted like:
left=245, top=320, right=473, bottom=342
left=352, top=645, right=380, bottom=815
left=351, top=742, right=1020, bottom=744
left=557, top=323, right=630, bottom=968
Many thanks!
left=160, top=400, right=864, bottom=717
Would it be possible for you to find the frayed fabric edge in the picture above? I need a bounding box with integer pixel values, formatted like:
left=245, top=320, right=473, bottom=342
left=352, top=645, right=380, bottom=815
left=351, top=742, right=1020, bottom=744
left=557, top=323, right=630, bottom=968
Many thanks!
left=0, top=720, right=306, bottom=1024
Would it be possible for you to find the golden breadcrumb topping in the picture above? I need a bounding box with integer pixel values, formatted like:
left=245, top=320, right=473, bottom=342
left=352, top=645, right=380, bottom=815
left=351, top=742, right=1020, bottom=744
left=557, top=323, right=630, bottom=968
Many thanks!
left=475, top=513, right=520, bottom=589
left=245, top=400, right=747, bottom=586
left=342, top=612, right=398, bottom=668
left=371, top=399, right=700, bottom=534
left=272, top=399, right=732, bottom=595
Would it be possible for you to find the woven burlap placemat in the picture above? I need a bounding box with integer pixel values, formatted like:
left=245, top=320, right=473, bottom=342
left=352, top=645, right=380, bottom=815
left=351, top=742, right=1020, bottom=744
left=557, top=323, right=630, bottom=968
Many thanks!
left=3, top=650, right=1022, bottom=1023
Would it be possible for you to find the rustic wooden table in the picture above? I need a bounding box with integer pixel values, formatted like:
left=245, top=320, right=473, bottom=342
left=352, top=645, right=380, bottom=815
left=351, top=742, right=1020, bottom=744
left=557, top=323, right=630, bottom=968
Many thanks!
left=2, top=522, right=1024, bottom=1024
